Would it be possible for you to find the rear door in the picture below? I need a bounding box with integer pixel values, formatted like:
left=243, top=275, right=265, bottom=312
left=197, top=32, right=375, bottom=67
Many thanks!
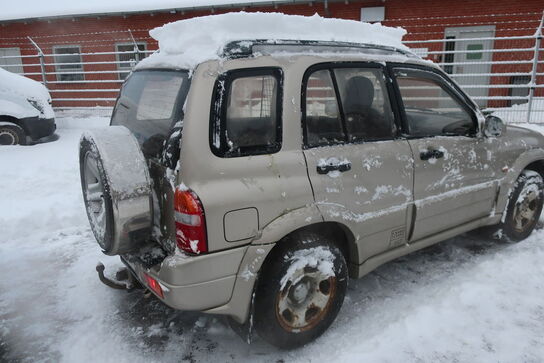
left=302, top=63, right=414, bottom=259
left=390, top=65, right=498, bottom=241
left=110, top=70, right=190, bottom=251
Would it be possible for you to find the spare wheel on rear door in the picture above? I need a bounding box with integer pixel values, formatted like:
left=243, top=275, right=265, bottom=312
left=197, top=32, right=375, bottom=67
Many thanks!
left=79, top=125, right=153, bottom=255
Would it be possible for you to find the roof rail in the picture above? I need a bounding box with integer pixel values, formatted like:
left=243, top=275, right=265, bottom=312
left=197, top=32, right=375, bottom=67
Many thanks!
left=222, top=39, right=417, bottom=59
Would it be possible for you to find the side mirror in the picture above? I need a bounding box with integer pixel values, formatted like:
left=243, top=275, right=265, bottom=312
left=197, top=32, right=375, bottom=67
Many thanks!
left=483, top=115, right=505, bottom=138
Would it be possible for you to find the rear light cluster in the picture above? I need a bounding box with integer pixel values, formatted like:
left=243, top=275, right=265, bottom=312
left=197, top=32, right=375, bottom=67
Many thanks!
left=174, top=187, right=208, bottom=254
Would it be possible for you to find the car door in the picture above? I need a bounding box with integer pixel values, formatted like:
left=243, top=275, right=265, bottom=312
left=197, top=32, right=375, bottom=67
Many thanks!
left=302, top=63, right=414, bottom=259
left=390, top=65, right=498, bottom=241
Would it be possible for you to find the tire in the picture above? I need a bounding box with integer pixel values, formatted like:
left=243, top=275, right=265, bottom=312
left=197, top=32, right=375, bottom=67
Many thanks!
left=254, top=233, right=348, bottom=349
left=500, top=170, right=544, bottom=241
left=0, top=122, right=26, bottom=145
left=79, top=126, right=152, bottom=255
left=79, top=136, right=115, bottom=252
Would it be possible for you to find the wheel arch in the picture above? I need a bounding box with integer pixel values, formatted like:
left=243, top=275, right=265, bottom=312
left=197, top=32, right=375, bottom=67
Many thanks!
left=206, top=219, right=359, bottom=324
left=264, top=221, right=358, bottom=271
left=496, top=150, right=544, bottom=215
left=0, top=116, right=23, bottom=128
left=523, top=159, right=544, bottom=179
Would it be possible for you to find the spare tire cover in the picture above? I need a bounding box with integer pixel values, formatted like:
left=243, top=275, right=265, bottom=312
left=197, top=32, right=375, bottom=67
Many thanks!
left=79, top=126, right=152, bottom=255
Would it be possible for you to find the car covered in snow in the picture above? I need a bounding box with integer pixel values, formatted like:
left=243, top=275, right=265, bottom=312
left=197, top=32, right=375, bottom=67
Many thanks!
left=79, top=13, right=544, bottom=349
left=0, top=68, right=56, bottom=145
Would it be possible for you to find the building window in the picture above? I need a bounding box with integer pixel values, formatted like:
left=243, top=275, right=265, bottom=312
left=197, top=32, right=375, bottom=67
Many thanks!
left=0, top=47, right=23, bottom=74
left=443, top=36, right=456, bottom=74
left=116, top=43, right=146, bottom=80
left=509, top=76, right=530, bottom=106
left=360, top=7, right=385, bottom=23
left=53, top=46, right=83, bottom=82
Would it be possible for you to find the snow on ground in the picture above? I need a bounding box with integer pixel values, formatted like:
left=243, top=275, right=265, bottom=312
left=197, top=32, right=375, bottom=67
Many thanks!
left=2, top=113, right=544, bottom=362
left=492, top=97, right=544, bottom=124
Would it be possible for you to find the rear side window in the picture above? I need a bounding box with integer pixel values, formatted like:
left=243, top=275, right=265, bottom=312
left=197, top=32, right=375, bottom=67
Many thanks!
left=305, top=70, right=345, bottom=147
left=210, top=68, right=282, bottom=157
left=303, top=64, right=395, bottom=148
left=334, top=68, right=394, bottom=142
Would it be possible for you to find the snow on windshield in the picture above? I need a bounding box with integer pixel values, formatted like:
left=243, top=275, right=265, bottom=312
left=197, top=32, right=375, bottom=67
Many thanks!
left=137, top=12, right=408, bottom=70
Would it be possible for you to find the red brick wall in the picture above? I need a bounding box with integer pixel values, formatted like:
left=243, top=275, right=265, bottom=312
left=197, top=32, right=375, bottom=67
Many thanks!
left=0, top=0, right=542, bottom=107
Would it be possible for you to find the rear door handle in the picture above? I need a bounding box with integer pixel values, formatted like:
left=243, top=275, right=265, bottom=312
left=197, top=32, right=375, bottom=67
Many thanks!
left=317, top=162, right=352, bottom=174
left=420, top=149, right=444, bottom=161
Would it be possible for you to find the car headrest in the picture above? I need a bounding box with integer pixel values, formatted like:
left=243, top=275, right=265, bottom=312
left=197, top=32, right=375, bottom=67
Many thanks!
left=343, top=76, right=375, bottom=114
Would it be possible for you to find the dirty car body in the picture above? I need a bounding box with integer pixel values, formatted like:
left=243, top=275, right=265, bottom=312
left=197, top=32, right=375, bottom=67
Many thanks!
left=80, top=40, right=544, bottom=347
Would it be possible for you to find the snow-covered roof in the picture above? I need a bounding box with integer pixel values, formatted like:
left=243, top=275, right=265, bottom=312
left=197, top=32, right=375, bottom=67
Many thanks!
left=136, top=12, right=408, bottom=70
left=2, top=0, right=317, bottom=22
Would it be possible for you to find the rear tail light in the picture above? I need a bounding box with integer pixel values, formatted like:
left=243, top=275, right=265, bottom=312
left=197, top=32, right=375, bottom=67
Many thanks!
left=143, top=273, right=164, bottom=298
left=174, top=187, right=208, bottom=254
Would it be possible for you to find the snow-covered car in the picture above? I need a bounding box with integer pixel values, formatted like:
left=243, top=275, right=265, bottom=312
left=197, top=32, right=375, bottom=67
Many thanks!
left=0, top=68, right=56, bottom=145
left=79, top=13, right=544, bottom=349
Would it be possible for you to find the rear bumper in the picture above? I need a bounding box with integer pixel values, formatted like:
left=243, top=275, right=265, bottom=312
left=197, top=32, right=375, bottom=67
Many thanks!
left=19, top=116, right=56, bottom=141
left=121, top=246, right=247, bottom=311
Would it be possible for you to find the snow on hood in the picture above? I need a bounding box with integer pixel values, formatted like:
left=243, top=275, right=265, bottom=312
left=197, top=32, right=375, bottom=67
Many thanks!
left=137, top=12, right=408, bottom=70
left=0, top=68, right=54, bottom=119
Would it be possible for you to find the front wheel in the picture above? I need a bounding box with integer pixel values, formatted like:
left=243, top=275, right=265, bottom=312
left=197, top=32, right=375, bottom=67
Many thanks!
left=500, top=170, right=544, bottom=241
left=0, top=123, right=26, bottom=145
left=254, top=233, right=348, bottom=349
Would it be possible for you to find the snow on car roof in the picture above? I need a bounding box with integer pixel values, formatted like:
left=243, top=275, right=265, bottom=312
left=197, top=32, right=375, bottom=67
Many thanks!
left=136, top=12, right=408, bottom=70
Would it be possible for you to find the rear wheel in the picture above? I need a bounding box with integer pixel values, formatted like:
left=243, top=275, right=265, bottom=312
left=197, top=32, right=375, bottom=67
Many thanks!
left=0, top=123, right=26, bottom=145
left=254, top=233, right=348, bottom=349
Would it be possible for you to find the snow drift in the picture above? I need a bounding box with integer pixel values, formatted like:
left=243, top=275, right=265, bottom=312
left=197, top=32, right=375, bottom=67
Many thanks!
left=137, top=12, right=408, bottom=70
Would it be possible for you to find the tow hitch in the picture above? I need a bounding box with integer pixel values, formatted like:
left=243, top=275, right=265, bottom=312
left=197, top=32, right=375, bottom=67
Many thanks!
left=96, top=262, right=138, bottom=291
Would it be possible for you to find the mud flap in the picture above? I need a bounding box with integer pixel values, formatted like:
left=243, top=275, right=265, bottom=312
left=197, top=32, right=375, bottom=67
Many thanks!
left=227, top=290, right=256, bottom=344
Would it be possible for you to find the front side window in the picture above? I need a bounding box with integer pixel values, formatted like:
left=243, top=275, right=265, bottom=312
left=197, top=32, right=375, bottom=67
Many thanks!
left=394, top=68, right=475, bottom=137
left=116, top=43, right=147, bottom=80
left=303, top=65, right=394, bottom=148
left=211, top=68, right=282, bottom=158
left=53, top=46, right=83, bottom=82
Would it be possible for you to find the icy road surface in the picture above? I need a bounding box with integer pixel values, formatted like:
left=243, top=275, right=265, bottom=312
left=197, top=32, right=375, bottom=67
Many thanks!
left=1, top=115, right=544, bottom=362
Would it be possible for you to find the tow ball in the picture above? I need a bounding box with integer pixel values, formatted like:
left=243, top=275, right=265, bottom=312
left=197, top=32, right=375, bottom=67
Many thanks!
left=96, top=262, right=137, bottom=291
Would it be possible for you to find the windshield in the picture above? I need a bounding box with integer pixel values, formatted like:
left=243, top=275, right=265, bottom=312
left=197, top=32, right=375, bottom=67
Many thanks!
left=111, top=70, right=190, bottom=159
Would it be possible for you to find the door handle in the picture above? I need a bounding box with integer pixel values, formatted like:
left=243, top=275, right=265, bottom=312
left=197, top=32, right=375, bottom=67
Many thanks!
left=420, top=149, right=444, bottom=161
left=317, top=161, right=352, bottom=174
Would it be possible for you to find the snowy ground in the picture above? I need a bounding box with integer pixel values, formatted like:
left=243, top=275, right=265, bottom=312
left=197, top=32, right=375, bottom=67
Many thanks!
left=2, top=114, right=544, bottom=362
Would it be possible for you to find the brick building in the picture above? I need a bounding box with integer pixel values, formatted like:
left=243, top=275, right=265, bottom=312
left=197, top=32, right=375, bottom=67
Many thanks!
left=0, top=0, right=543, bottom=108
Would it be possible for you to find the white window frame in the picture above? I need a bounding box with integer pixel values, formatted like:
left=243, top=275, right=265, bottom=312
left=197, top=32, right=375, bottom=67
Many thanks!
left=115, top=42, right=147, bottom=80
left=0, top=47, right=24, bottom=74
left=53, top=45, right=84, bottom=82
left=360, top=6, right=385, bottom=23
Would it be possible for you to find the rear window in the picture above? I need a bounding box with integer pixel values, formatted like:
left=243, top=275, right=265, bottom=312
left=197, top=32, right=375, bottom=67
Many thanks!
left=111, top=70, right=190, bottom=156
